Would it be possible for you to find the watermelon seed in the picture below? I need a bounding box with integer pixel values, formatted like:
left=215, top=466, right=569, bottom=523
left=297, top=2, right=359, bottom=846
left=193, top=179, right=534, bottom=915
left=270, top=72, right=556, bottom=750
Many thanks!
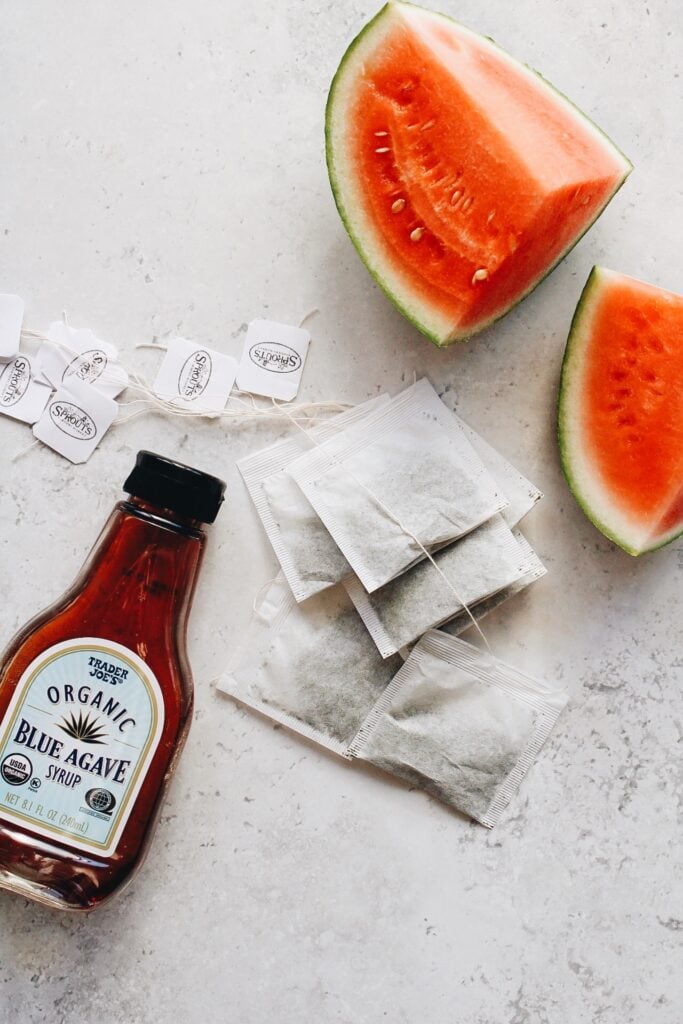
left=487, top=210, right=496, bottom=223
left=375, top=147, right=391, bottom=154
left=374, top=131, right=389, bottom=137
left=420, top=120, right=435, bottom=131
left=471, top=269, right=488, bottom=284
left=410, top=227, right=425, bottom=242
left=450, top=190, right=462, bottom=204
left=462, top=197, right=474, bottom=212
left=391, top=198, right=406, bottom=213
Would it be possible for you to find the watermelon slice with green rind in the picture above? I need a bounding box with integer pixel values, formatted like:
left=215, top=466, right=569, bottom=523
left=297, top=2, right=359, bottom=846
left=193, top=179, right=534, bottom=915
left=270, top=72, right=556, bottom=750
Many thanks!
left=559, top=266, right=683, bottom=555
left=326, top=1, right=632, bottom=346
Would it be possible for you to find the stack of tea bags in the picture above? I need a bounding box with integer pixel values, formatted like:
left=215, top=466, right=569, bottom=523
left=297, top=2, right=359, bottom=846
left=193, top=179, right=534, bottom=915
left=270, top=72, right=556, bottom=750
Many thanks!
left=218, top=379, right=567, bottom=828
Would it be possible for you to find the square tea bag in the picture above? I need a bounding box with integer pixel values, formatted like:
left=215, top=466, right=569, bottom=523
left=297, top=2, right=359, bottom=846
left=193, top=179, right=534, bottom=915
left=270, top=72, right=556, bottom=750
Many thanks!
left=289, top=378, right=507, bottom=592
left=344, top=515, right=544, bottom=657
left=217, top=576, right=402, bottom=757
left=349, top=630, right=567, bottom=827
left=238, top=395, right=390, bottom=602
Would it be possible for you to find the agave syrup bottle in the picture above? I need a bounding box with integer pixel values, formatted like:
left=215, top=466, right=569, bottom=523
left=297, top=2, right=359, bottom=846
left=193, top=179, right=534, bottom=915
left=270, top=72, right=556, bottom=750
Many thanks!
left=0, top=451, right=225, bottom=911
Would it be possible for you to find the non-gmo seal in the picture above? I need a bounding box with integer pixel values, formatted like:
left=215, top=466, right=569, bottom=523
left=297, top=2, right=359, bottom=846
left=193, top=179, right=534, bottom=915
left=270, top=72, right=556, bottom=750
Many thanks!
left=85, top=788, right=116, bottom=815
left=1, top=752, right=33, bottom=786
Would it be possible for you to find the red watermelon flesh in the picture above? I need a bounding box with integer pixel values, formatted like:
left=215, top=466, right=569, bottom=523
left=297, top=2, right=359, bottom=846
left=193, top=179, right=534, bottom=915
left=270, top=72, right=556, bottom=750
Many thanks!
left=559, top=267, right=683, bottom=555
left=326, top=2, right=632, bottom=345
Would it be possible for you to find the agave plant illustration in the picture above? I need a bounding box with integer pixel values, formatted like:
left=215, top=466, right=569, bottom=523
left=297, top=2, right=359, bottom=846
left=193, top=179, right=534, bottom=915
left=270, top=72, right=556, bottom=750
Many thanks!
left=57, top=711, right=108, bottom=745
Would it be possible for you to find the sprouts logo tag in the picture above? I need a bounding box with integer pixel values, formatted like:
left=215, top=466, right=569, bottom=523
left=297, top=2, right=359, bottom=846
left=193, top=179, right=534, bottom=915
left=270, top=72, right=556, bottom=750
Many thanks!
left=49, top=401, right=97, bottom=440
left=249, top=342, right=301, bottom=375
left=63, top=348, right=108, bottom=387
left=0, top=356, right=31, bottom=407
left=178, top=350, right=212, bottom=399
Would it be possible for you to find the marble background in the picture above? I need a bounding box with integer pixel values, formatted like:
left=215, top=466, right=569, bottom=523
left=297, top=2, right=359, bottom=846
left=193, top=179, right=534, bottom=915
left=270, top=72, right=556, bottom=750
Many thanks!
left=0, top=1, right=681, bottom=1021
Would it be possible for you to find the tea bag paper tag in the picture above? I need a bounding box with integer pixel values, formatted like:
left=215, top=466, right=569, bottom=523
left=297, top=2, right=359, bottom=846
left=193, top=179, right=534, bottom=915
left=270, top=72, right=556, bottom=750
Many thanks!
left=36, top=322, right=128, bottom=399
left=152, top=338, right=238, bottom=413
left=33, top=375, right=118, bottom=464
left=0, top=294, right=24, bottom=362
left=236, top=319, right=310, bottom=401
left=0, top=354, right=52, bottom=424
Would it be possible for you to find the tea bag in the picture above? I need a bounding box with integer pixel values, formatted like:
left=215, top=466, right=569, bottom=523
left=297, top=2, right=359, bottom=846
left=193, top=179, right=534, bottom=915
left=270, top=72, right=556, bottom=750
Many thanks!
left=344, top=516, right=544, bottom=657
left=216, top=576, right=402, bottom=757
left=348, top=630, right=567, bottom=827
left=238, top=395, right=390, bottom=601
left=440, top=532, right=547, bottom=637
left=289, top=379, right=507, bottom=592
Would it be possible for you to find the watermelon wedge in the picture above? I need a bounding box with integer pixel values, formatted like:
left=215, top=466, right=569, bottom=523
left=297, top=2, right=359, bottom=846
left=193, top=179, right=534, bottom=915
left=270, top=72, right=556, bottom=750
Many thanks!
left=559, top=267, right=683, bottom=555
left=326, top=2, right=632, bottom=346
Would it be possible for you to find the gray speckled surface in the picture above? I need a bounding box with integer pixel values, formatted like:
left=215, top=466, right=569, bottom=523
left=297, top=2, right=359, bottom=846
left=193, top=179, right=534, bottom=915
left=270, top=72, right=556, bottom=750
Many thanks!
left=1, top=1, right=681, bottom=1022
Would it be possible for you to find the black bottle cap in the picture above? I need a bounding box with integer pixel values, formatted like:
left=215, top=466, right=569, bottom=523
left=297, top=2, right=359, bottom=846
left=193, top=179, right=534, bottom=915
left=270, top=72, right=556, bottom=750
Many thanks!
left=123, top=451, right=226, bottom=524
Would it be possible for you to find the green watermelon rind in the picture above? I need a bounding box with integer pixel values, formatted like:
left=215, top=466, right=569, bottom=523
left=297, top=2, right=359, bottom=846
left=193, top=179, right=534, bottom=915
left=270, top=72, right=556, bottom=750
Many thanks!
left=325, top=1, right=633, bottom=348
left=325, top=6, right=434, bottom=341
left=558, top=266, right=683, bottom=556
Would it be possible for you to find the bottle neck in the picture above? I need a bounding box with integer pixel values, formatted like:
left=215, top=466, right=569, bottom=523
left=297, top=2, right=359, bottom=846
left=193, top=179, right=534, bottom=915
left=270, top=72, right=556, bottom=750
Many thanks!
left=74, top=499, right=206, bottom=641
left=122, top=496, right=205, bottom=536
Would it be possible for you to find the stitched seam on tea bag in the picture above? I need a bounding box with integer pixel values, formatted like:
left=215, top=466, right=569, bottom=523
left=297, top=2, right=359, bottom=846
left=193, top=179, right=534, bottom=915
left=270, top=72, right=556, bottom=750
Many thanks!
left=343, top=516, right=543, bottom=657
left=238, top=397, right=391, bottom=601
left=276, top=397, right=494, bottom=652
left=441, top=551, right=547, bottom=636
left=343, top=575, right=396, bottom=658
left=217, top=579, right=352, bottom=759
left=243, top=465, right=341, bottom=603
left=222, top=687, right=351, bottom=760
left=346, top=650, right=424, bottom=758
left=480, top=708, right=564, bottom=828
left=238, top=395, right=390, bottom=483
left=456, top=416, right=543, bottom=527
left=291, top=380, right=508, bottom=516
left=348, top=633, right=568, bottom=820
left=421, top=632, right=567, bottom=709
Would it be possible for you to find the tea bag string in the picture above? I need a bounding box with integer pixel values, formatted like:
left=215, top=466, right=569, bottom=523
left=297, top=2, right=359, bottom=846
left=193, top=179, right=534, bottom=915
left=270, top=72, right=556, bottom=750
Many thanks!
left=20, top=329, right=351, bottom=427
left=274, top=399, right=492, bottom=653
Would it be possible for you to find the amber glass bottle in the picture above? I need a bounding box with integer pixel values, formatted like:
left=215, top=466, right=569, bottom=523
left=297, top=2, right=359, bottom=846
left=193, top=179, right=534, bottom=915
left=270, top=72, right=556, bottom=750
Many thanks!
left=0, top=451, right=225, bottom=911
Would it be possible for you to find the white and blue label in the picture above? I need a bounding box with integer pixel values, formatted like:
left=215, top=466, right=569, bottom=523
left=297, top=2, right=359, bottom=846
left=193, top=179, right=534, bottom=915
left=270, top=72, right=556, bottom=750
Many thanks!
left=0, top=638, right=164, bottom=856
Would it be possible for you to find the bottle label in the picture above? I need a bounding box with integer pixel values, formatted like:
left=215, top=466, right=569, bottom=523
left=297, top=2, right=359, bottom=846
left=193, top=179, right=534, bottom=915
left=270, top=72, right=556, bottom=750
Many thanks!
left=0, top=638, right=165, bottom=856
